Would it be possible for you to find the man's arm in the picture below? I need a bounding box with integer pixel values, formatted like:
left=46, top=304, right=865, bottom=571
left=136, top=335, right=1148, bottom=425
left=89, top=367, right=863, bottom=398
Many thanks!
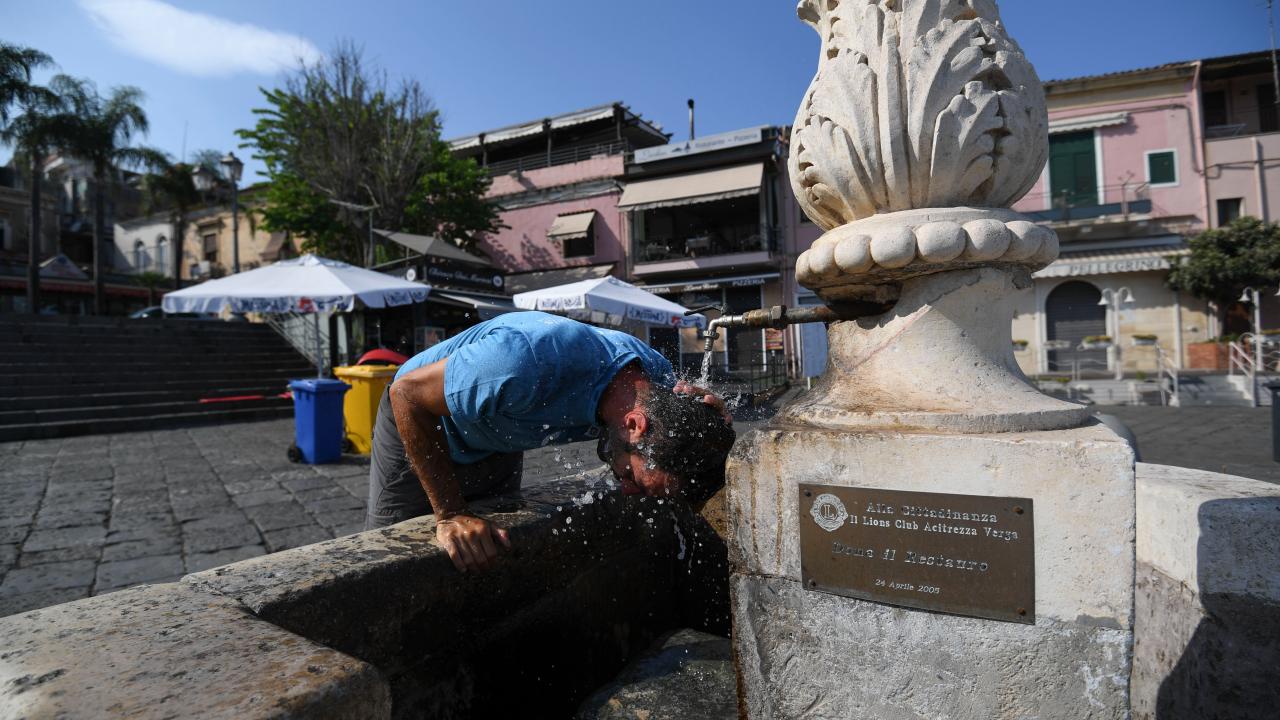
left=390, top=359, right=510, bottom=573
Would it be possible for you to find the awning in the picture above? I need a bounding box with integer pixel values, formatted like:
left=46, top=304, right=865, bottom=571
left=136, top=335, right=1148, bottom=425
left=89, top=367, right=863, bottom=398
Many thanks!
left=546, top=210, right=596, bottom=241
left=617, top=163, right=763, bottom=211
left=261, top=233, right=289, bottom=261
left=1048, top=111, right=1129, bottom=135
left=432, top=291, right=516, bottom=320
left=376, top=230, right=493, bottom=267
left=1034, top=246, right=1189, bottom=278
left=504, top=262, right=616, bottom=294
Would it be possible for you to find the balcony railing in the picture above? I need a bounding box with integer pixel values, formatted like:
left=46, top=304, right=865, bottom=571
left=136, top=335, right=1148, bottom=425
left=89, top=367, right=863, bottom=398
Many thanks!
left=482, top=141, right=630, bottom=176
left=1020, top=183, right=1152, bottom=224
left=635, top=227, right=777, bottom=264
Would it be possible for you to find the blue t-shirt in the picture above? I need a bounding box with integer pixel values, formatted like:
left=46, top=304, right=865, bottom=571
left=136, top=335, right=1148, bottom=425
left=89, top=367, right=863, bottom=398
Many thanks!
left=392, top=311, right=676, bottom=464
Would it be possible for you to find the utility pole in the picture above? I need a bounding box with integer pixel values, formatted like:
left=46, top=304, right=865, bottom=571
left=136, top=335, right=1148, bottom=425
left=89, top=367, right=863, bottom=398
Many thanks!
left=1270, top=1, right=1280, bottom=111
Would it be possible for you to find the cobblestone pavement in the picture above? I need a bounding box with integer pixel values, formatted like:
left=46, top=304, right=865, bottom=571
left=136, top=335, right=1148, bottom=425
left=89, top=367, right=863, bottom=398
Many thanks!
left=3, top=405, right=1268, bottom=618
left=1104, top=406, right=1279, bottom=485
left=0, top=419, right=607, bottom=618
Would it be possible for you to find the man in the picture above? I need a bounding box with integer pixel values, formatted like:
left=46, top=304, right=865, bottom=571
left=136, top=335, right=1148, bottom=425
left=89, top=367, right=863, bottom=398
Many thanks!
left=365, top=311, right=736, bottom=574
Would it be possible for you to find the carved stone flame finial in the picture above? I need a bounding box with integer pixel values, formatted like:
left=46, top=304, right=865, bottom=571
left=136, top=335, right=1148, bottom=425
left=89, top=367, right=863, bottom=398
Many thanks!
left=789, top=0, right=1059, bottom=299
left=782, top=0, right=1086, bottom=433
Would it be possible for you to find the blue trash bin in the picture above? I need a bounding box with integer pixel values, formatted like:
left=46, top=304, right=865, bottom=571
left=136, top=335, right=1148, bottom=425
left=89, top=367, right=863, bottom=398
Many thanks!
left=289, top=378, right=351, bottom=464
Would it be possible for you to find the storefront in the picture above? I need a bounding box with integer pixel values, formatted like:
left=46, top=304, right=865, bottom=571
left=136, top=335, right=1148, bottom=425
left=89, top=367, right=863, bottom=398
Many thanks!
left=638, top=272, right=780, bottom=378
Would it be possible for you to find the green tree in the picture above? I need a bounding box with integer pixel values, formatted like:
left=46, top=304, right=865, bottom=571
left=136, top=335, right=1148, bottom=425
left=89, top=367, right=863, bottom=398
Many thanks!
left=0, top=43, right=75, bottom=314
left=238, top=43, right=501, bottom=264
left=59, top=78, right=165, bottom=314
left=141, top=157, right=201, bottom=289
left=1166, top=216, right=1280, bottom=326
left=133, top=270, right=166, bottom=306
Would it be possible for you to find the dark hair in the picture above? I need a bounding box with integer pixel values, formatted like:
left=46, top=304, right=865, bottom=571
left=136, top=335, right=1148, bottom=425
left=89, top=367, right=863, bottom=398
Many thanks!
left=639, top=389, right=736, bottom=505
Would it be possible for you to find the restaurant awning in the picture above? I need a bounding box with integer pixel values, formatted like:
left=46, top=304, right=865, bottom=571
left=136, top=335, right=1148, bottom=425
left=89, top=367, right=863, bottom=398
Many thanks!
left=546, top=210, right=596, bottom=241
left=432, top=291, right=516, bottom=320
left=504, top=262, right=616, bottom=294
left=1034, top=244, right=1188, bottom=278
left=617, top=163, right=764, bottom=211
left=376, top=230, right=493, bottom=267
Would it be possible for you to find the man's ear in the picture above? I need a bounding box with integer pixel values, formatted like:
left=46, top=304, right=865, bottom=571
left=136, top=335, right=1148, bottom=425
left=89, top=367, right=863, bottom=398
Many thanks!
left=623, top=409, right=649, bottom=444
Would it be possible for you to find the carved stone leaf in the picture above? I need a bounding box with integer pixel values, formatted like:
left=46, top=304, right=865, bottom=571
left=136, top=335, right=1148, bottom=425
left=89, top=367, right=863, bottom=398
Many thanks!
left=790, top=0, right=1047, bottom=226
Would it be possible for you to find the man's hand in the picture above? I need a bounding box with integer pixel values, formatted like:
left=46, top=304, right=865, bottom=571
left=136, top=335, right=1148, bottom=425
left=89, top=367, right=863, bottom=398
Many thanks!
left=674, top=380, right=732, bottom=425
left=436, top=514, right=512, bottom=573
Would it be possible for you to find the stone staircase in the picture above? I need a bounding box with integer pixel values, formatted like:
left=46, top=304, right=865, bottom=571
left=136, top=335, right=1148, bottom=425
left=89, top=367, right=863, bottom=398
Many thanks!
left=0, top=315, right=313, bottom=442
left=1036, top=373, right=1274, bottom=407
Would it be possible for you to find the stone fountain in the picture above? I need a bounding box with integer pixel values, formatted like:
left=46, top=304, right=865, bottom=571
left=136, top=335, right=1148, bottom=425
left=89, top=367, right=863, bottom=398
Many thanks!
left=727, top=2, right=1136, bottom=716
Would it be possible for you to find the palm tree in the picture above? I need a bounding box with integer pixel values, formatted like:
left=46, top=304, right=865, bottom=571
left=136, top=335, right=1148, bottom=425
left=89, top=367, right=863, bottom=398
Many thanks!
left=59, top=79, right=164, bottom=315
left=142, top=158, right=201, bottom=289
left=133, top=270, right=166, bottom=307
left=0, top=43, right=70, bottom=314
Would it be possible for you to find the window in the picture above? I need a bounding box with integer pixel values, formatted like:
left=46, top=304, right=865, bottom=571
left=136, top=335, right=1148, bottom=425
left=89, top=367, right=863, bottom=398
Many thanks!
left=1048, top=130, right=1098, bottom=207
left=155, top=236, right=167, bottom=273
left=1217, top=197, right=1243, bottom=226
left=563, top=226, right=595, bottom=258
left=0, top=217, right=10, bottom=250
left=202, top=233, right=218, bottom=262
left=1146, top=150, right=1178, bottom=187
left=133, top=240, right=145, bottom=269
left=1203, top=89, right=1228, bottom=128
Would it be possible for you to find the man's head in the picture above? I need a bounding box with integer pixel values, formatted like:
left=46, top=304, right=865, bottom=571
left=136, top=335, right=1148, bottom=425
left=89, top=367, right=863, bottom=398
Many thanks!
left=597, top=387, right=736, bottom=504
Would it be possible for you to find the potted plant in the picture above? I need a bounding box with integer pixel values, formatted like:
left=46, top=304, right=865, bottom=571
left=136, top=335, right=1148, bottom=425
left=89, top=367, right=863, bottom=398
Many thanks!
left=1012, top=339, right=1029, bottom=351
left=1080, top=335, right=1113, bottom=350
left=1187, top=334, right=1237, bottom=370
left=1131, top=334, right=1158, bottom=347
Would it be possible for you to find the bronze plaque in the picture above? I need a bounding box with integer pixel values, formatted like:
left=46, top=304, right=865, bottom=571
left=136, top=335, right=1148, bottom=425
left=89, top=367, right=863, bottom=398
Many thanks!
left=799, top=484, right=1034, bottom=624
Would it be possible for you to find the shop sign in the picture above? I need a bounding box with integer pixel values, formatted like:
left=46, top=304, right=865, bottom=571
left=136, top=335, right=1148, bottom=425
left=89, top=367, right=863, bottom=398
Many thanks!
left=643, top=275, right=771, bottom=295
left=633, top=127, right=766, bottom=163
left=423, top=261, right=505, bottom=291
left=1037, top=256, right=1172, bottom=278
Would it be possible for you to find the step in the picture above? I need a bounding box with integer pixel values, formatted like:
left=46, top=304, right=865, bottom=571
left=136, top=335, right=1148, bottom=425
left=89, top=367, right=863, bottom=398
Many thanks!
left=0, top=367, right=315, bottom=390
left=3, top=385, right=294, bottom=411
left=0, top=358, right=314, bottom=376
left=0, top=351, right=307, bottom=367
left=0, top=396, right=291, bottom=426
left=0, top=373, right=313, bottom=398
left=0, top=405, right=296, bottom=443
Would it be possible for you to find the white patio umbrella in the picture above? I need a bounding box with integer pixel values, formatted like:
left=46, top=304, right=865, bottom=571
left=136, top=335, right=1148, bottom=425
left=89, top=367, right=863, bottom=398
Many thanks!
left=513, top=275, right=706, bottom=329
left=163, top=254, right=430, bottom=375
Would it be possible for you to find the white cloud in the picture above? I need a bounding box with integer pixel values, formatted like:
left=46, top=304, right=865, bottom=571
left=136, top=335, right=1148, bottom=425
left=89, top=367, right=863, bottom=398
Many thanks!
left=80, top=0, right=322, bottom=77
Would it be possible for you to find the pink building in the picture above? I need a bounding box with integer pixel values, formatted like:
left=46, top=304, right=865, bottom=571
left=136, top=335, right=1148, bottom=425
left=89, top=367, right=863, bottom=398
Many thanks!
left=448, top=103, right=668, bottom=292
left=1007, top=61, right=1218, bottom=376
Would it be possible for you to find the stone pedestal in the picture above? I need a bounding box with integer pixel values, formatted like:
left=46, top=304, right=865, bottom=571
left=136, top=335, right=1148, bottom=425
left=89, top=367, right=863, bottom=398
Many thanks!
left=727, top=422, right=1135, bottom=719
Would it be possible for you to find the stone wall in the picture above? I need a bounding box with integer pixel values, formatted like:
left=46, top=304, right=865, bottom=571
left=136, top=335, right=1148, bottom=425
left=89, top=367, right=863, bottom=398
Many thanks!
left=1132, top=463, right=1280, bottom=719
left=0, top=479, right=726, bottom=719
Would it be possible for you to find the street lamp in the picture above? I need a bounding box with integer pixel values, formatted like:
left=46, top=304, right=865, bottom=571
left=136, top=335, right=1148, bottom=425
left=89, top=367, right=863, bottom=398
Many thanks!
left=191, top=165, right=218, bottom=193
left=1238, top=286, right=1278, bottom=378
left=220, top=152, right=244, bottom=274
left=1098, top=286, right=1136, bottom=380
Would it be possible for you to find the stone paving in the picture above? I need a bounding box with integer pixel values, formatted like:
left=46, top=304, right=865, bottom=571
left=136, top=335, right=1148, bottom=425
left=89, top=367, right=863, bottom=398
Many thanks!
left=0, top=419, right=606, bottom=618
left=1105, top=406, right=1279, bottom=485
left=1, top=405, right=1272, bottom=619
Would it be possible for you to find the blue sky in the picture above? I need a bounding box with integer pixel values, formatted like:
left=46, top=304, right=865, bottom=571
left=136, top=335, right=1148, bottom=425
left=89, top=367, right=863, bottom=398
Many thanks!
left=2, top=0, right=1272, bottom=182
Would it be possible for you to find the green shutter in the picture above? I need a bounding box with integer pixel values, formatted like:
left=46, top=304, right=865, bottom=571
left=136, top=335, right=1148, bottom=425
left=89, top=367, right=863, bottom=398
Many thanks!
left=1048, top=131, right=1098, bottom=207
left=1148, top=151, right=1176, bottom=185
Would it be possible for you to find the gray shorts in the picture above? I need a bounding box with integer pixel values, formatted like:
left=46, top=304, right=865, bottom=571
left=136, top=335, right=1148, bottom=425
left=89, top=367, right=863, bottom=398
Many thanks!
left=364, top=388, right=522, bottom=529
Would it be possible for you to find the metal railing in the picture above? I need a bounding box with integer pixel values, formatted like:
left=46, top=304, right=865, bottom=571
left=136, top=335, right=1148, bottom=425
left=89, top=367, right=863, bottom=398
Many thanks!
left=1045, top=357, right=1110, bottom=383
left=1228, top=340, right=1258, bottom=406
left=1154, top=343, right=1180, bottom=407
left=707, top=361, right=788, bottom=397
left=265, top=312, right=329, bottom=377
left=1019, top=182, right=1153, bottom=224
left=483, top=141, right=630, bottom=176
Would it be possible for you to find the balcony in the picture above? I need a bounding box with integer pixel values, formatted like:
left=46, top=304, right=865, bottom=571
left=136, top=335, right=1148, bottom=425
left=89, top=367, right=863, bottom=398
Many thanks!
left=1019, top=183, right=1153, bottom=225
left=482, top=141, right=631, bottom=176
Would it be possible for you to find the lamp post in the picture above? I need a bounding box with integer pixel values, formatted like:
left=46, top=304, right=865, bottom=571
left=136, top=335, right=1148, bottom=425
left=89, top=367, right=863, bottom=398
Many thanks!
left=1098, top=286, right=1136, bottom=381
left=220, top=152, right=244, bottom=274
left=1239, top=286, right=1279, bottom=375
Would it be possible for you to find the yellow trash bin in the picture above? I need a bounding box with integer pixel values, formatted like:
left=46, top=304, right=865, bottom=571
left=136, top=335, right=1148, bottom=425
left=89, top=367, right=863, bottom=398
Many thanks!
left=333, top=364, right=399, bottom=454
